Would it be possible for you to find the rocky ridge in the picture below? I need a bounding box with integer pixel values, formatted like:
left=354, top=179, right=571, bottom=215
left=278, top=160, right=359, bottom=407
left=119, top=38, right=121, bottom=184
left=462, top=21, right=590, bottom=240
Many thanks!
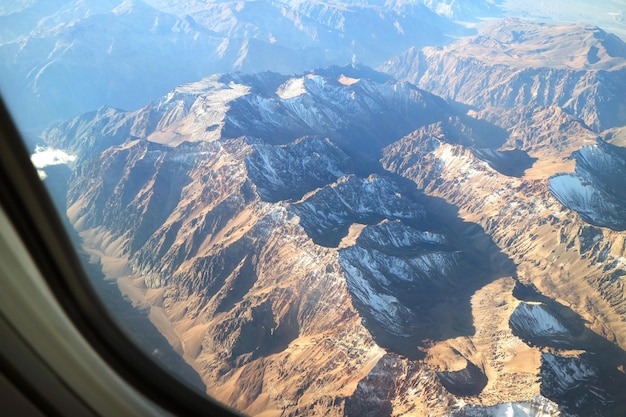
left=381, top=19, right=626, bottom=132
left=550, top=139, right=626, bottom=230
left=381, top=114, right=626, bottom=416
left=55, top=67, right=519, bottom=416
left=0, top=0, right=459, bottom=131
left=41, top=21, right=626, bottom=417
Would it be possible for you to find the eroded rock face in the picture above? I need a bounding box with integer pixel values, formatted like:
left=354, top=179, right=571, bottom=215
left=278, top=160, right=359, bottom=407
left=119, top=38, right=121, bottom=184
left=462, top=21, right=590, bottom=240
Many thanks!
left=344, top=353, right=455, bottom=417
left=509, top=302, right=572, bottom=348
left=540, top=353, right=609, bottom=417
left=381, top=20, right=626, bottom=132
left=58, top=67, right=492, bottom=415
left=292, top=175, right=427, bottom=247
left=339, top=222, right=462, bottom=347
left=343, top=354, right=399, bottom=417
left=245, top=136, right=353, bottom=203
left=549, top=139, right=626, bottom=230
left=46, top=31, right=626, bottom=416
left=379, top=65, right=626, bottom=415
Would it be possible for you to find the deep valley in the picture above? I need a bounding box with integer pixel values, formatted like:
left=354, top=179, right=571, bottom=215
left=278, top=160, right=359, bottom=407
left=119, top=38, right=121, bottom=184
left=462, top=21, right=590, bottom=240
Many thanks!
left=8, top=2, right=626, bottom=416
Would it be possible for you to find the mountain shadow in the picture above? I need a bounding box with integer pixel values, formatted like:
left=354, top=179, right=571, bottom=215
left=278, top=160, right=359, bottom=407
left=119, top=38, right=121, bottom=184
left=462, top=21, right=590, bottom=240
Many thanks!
left=472, top=148, right=537, bottom=177
left=550, top=139, right=626, bottom=231
left=511, top=282, right=626, bottom=417
left=332, top=171, right=517, bottom=360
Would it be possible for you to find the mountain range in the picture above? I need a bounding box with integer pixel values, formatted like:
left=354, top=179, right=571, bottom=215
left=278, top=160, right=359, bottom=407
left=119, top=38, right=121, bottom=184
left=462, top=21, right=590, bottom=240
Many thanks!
left=0, top=0, right=457, bottom=132
left=3, top=0, right=625, bottom=133
left=7, top=1, right=626, bottom=416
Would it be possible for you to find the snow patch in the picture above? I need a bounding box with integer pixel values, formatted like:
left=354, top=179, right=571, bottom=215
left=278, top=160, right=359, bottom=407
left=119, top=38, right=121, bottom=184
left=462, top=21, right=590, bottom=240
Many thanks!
left=340, top=252, right=411, bottom=336
left=509, top=302, right=568, bottom=340
left=358, top=220, right=447, bottom=250
left=549, top=140, right=626, bottom=230
left=549, top=173, right=626, bottom=230
left=549, top=174, right=595, bottom=209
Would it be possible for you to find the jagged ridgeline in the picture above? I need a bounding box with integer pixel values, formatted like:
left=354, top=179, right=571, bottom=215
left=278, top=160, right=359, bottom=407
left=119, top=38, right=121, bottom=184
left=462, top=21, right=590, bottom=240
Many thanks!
left=41, top=19, right=626, bottom=417
left=0, top=0, right=458, bottom=131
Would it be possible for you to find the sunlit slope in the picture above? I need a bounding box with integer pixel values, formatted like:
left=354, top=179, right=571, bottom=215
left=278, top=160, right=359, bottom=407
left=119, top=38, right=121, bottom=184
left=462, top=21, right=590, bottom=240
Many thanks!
left=381, top=19, right=626, bottom=132
left=41, top=20, right=626, bottom=417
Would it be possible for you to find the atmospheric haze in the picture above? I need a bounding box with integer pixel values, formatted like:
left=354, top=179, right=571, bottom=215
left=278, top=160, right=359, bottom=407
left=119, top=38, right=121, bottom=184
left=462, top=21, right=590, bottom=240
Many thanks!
left=2, top=1, right=626, bottom=416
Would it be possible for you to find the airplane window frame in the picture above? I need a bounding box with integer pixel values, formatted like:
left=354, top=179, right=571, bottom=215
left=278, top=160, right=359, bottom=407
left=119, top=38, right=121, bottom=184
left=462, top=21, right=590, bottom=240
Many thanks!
left=0, top=97, right=239, bottom=417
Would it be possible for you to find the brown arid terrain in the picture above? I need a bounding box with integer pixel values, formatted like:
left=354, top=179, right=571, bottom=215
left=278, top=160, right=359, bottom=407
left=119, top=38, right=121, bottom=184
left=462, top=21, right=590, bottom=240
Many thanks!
left=68, top=136, right=387, bottom=417
left=41, top=18, right=626, bottom=417
left=382, top=126, right=626, bottom=415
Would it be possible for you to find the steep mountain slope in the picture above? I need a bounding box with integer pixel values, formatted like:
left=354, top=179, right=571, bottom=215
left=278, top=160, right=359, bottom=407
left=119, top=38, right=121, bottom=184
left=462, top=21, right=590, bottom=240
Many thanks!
left=550, top=139, right=626, bottom=230
left=44, top=66, right=465, bottom=161
left=34, top=16, right=626, bottom=417
left=0, top=0, right=458, bottom=132
left=48, top=67, right=531, bottom=416
left=381, top=19, right=626, bottom=132
left=381, top=114, right=626, bottom=417
left=68, top=133, right=384, bottom=417
left=378, top=32, right=626, bottom=405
